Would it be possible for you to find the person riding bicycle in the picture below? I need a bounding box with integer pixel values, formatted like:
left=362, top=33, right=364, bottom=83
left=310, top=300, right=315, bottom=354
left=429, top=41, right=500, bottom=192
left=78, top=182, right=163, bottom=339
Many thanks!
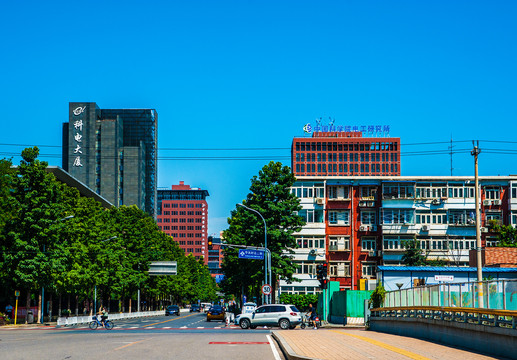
left=308, top=303, right=318, bottom=329
left=97, top=306, right=108, bottom=326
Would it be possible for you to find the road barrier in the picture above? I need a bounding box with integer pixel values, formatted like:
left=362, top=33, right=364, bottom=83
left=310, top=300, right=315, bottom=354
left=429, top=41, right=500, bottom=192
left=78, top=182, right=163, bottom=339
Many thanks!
left=56, top=309, right=189, bottom=326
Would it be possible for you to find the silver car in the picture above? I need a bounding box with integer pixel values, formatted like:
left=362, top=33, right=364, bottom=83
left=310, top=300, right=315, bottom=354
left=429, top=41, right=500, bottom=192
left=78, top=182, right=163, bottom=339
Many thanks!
left=235, top=304, right=302, bottom=330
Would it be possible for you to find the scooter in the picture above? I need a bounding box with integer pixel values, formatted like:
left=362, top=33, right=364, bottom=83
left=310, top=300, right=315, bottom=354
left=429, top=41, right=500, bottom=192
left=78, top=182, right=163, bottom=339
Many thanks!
left=300, top=312, right=319, bottom=329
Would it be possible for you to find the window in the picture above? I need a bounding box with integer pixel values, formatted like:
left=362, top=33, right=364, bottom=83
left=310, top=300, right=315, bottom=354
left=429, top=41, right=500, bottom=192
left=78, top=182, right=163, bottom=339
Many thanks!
left=362, top=263, right=376, bottom=278
left=360, top=186, right=377, bottom=200
left=298, top=209, right=324, bottom=223
left=328, top=185, right=349, bottom=200
left=296, top=236, right=325, bottom=249
left=328, top=236, right=350, bottom=251
left=382, top=209, right=414, bottom=224
left=361, top=210, right=376, bottom=225
left=448, top=210, right=475, bottom=225
left=383, top=183, right=415, bottom=199
left=361, top=237, right=376, bottom=251
left=512, top=183, right=517, bottom=199
left=484, top=187, right=501, bottom=200
left=329, top=210, right=350, bottom=225
left=329, top=262, right=350, bottom=277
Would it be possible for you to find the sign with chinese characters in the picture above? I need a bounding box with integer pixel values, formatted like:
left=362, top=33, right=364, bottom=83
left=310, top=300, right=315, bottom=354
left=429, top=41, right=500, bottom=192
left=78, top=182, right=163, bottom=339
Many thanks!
left=238, top=249, right=264, bottom=260
left=434, top=275, right=454, bottom=282
left=303, top=117, right=391, bottom=137
left=72, top=106, right=85, bottom=167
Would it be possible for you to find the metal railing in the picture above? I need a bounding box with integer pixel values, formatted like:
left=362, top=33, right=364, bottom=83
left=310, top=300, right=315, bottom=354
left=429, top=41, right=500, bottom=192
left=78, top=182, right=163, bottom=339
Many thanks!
left=383, top=279, right=517, bottom=310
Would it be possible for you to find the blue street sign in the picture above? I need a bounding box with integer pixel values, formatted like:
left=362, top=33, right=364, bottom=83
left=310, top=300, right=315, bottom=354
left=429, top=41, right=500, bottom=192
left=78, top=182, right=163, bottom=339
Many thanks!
left=238, top=249, right=264, bottom=260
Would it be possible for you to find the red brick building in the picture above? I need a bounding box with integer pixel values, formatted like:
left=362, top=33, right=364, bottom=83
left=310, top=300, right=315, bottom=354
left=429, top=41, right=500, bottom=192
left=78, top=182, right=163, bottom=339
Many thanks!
left=470, top=247, right=517, bottom=268
left=291, top=131, right=401, bottom=177
left=157, top=181, right=209, bottom=264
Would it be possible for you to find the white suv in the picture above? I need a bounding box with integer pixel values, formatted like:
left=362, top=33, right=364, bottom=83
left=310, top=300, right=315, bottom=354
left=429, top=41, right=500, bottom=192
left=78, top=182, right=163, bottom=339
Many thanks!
left=235, top=304, right=302, bottom=330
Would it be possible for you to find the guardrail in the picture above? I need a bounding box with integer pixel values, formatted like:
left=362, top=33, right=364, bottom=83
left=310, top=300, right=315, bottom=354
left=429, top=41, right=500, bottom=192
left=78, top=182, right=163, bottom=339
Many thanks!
left=56, top=309, right=187, bottom=326
left=370, top=306, right=517, bottom=329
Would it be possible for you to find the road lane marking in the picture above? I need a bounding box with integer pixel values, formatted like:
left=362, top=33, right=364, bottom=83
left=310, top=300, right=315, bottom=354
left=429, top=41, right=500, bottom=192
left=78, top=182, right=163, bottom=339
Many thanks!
left=142, top=312, right=197, bottom=327
left=114, top=338, right=151, bottom=351
left=330, top=330, right=431, bottom=360
left=267, top=334, right=282, bottom=360
left=209, top=342, right=270, bottom=344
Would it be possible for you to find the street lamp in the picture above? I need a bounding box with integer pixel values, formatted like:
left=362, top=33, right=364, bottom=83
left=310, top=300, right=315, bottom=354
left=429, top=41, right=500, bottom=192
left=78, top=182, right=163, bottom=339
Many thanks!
left=237, top=203, right=271, bottom=304
left=41, top=215, right=74, bottom=323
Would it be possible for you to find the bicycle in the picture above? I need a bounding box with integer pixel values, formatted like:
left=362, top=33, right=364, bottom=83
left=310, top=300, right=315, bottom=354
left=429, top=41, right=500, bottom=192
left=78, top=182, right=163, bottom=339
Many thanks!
left=89, top=315, right=114, bottom=330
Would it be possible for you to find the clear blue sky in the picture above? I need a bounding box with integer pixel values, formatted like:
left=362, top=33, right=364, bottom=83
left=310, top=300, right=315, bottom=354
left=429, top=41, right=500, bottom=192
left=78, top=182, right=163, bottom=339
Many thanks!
left=1, top=1, right=516, bottom=235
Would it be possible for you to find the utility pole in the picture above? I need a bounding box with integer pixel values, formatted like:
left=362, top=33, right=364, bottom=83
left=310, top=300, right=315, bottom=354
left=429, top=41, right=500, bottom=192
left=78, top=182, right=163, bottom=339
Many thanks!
left=471, top=141, right=483, bottom=307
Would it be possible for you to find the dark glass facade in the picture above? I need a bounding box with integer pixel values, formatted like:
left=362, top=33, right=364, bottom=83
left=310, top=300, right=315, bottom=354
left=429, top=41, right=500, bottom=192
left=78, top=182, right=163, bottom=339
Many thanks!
left=63, top=102, right=158, bottom=217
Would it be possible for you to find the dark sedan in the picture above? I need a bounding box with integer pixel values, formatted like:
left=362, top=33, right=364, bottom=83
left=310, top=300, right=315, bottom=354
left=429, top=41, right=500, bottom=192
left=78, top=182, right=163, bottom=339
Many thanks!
left=165, top=305, right=180, bottom=316
left=190, top=304, right=201, bottom=312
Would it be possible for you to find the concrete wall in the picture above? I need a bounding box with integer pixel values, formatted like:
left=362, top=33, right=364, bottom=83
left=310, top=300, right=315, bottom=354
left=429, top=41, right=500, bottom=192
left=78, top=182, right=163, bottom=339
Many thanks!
left=369, top=316, right=517, bottom=359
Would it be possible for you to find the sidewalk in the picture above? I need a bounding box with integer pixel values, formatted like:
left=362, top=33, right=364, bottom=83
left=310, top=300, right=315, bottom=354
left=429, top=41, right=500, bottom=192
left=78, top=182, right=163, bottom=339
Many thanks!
left=271, top=325, right=502, bottom=360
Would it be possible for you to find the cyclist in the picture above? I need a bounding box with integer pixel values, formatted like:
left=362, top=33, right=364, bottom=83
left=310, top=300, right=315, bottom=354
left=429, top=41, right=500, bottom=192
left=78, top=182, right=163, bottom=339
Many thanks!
left=308, top=303, right=318, bottom=329
left=97, top=306, right=108, bottom=326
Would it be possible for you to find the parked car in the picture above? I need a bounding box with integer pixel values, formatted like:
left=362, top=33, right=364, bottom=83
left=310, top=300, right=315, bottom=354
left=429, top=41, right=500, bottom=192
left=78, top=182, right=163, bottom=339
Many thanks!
left=206, top=305, right=225, bottom=322
left=235, top=304, right=301, bottom=330
left=190, top=304, right=201, bottom=312
left=201, top=302, right=212, bottom=313
left=165, top=305, right=180, bottom=316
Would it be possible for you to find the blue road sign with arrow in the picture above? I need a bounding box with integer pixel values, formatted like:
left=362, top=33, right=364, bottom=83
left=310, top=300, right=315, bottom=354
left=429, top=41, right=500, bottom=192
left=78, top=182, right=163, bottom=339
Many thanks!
left=238, top=249, right=264, bottom=260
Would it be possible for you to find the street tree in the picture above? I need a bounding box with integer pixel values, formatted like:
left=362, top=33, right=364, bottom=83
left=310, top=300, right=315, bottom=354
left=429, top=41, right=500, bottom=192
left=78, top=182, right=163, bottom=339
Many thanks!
left=221, top=161, right=304, bottom=303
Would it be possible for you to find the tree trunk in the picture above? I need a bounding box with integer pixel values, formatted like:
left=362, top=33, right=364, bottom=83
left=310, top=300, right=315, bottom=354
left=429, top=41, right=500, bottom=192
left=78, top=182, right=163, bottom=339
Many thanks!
left=75, top=295, right=79, bottom=316
left=67, top=294, right=71, bottom=314
left=49, top=293, right=53, bottom=321
left=25, top=290, right=31, bottom=324
left=38, top=290, right=42, bottom=323
left=58, top=293, right=62, bottom=317
left=129, top=297, right=132, bottom=313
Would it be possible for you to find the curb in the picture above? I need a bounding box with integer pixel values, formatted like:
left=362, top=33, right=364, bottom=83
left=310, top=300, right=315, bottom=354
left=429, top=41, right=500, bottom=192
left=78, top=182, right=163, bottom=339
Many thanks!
left=271, top=331, right=320, bottom=360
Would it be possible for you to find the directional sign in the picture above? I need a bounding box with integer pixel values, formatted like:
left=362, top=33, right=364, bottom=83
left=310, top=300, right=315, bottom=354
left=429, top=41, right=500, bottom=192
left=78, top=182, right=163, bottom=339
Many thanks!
left=261, top=284, right=272, bottom=296
left=238, top=249, right=264, bottom=260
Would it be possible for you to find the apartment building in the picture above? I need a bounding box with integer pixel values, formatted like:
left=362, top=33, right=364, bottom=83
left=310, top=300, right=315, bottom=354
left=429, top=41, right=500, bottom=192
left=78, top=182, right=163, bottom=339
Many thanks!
left=280, top=176, right=517, bottom=294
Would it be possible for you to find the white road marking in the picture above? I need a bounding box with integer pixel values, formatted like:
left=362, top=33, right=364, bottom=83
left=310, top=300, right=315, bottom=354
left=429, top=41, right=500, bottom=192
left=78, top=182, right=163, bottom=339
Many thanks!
left=267, top=334, right=281, bottom=360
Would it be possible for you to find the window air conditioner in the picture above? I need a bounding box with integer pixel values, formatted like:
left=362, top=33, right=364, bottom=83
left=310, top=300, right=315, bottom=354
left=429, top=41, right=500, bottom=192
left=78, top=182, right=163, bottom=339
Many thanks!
left=493, top=199, right=502, bottom=206
left=481, top=227, right=488, bottom=233
left=421, top=225, right=429, bottom=231
left=483, top=200, right=492, bottom=206
left=316, top=198, right=324, bottom=205
left=359, top=201, right=366, bottom=207
left=431, top=199, right=440, bottom=205
left=368, top=251, right=375, bottom=257
left=359, top=225, right=367, bottom=231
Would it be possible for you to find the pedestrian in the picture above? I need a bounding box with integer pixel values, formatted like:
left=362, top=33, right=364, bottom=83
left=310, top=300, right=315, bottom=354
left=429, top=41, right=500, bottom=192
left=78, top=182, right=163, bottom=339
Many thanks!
left=308, top=303, right=317, bottom=329
left=5, top=303, right=13, bottom=319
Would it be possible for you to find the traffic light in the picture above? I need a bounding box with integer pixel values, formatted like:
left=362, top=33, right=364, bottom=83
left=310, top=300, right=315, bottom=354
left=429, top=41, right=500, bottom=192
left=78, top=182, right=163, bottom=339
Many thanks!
left=207, top=236, right=213, bottom=250
left=317, top=262, right=328, bottom=289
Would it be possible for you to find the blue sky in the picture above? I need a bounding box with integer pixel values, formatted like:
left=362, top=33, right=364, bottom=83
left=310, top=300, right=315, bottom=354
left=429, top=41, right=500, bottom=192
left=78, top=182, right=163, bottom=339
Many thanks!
left=1, top=1, right=516, bottom=235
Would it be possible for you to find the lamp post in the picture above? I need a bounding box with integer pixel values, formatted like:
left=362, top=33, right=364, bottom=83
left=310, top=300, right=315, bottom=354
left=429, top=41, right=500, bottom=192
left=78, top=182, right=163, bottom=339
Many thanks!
left=41, top=215, right=74, bottom=323
left=237, top=203, right=270, bottom=304
left=94, top=236, right=118, bottom=314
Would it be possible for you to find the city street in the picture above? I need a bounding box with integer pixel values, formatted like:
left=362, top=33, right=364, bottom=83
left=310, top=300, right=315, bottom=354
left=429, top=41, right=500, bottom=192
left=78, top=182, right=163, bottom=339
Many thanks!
left=0, top=312, right=285, bottom=360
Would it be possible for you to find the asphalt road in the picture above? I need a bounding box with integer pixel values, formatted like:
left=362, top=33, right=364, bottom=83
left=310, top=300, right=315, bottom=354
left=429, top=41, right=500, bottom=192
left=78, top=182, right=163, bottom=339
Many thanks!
left=0, top=312, right=286, bottom=360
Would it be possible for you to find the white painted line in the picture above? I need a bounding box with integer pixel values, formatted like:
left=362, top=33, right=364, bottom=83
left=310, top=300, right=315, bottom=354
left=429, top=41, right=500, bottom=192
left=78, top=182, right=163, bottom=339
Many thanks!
left=163, top=327, right=171, bottom=329
left=196, top=327, right=204, bottom=329
left=267, top=334, right=281, bottom=360
left=180, top=326, right=187, bottom=328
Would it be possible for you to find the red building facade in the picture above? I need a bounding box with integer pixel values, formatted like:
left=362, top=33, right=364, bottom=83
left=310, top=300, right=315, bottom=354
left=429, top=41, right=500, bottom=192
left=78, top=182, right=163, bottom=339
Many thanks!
left=291, top=131, right=401, bottom=177
left=157, top=181, right=209, bottom=264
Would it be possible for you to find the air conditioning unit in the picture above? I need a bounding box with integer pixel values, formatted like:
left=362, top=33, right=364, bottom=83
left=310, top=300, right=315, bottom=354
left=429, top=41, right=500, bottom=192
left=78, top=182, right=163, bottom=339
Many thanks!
left=421, top=225, right=429, bottom=231
left=359, top=201, right=366, bottom=207
left=309, top=249, right=317, bottom=256
left=370, top=225, right=377, bottom=232
left=368, top=250, right=375, bottom=257
left=493, top=199, right=502, bottom=206
left=359, top=225, right=367, bottom=231
left=367, top=201, right=375, bottom=207
left=316, top=198, right=324, bottom=205
left=377, top=250, right=382, bottom=257
left=481, top=227, right=488, bottom=233
left=431, top=199, right=440, bottom=205
left=483, top=200, right=492, bottom=206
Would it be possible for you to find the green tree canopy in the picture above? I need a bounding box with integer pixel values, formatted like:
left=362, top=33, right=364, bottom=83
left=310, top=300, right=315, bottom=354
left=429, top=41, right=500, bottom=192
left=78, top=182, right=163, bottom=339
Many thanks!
left=221, top=161, right=304, bottom=302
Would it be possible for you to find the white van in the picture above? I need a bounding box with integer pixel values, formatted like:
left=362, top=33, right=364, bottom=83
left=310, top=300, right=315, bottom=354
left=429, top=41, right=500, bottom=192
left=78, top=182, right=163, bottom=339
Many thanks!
left=201, top=302, right=212, bottom=313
